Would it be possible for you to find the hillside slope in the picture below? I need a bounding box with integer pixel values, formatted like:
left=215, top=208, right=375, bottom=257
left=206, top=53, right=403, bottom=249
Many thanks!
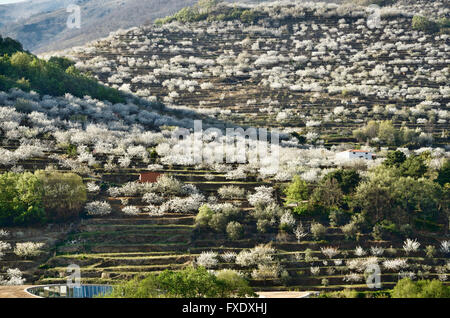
left=59, top=0, right=449, bottom=147
left=0, top=0, right=347, bottom=54
left=0, top=0, right=199, bottom=53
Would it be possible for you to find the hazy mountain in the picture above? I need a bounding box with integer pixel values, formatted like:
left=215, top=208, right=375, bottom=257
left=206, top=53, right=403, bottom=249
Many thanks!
left=0, top=0, right=77, bottom=27
left=0, top=0, right=200, bottom=53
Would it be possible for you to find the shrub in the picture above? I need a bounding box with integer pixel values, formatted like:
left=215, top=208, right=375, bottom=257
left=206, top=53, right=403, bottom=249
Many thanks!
left=196, top=251, right=218, bottom=268
left=35, top=170, right=87, bottom=221
left=279, top=212, right=296, bottom=232
left=226, top=221, right=244, bottom=240
left=0, top=36, right=23, bottom=56
left=440, top=241, right=450, bottom=254
left=284, top=176, right=309, bottom=204
left=221, top=252, right=237, bottom=263
left=0, top=241, right=11, bottom=260
left=341, top=222, right=358, bottom=240
left=392, top=278, right=450, bottom=298
left=209, top=213, right=228, bottom=232
left=154, top=175, right=183, bottom=196
left=425, top=245, right=436, bottom=258
left=235, top=245, right=275, bottom=267
left=294, top=223, right=308, bottom=242
left=14, top=242, right=44, bottom=259
left=195, top=204, right=214, bottom=228
left=0, top=268, right=25, bottom=286
left=48, top=56, right=75, bottom=70
left=251, top=264, right=284, bottom=280
left=321, top=246, right=340, bottom=259
left=215, top=269, right=255, bottom=297
left=320, top=289, right=360, bottom=298
left=247, top=186, right=275, bottom=207
left=304, top=248, right=316, bottom=262
left=403, top=238, right=420, bottom=255
left=122, top=206, right=140, bottom=216
left=85, top=201, right=112, bottom=216
left=383, top=151, right=406, bottom=168
left=412, top=16, right=439, bottom=33
left=218, top=186, right=245, bottom=199
left=256, top=219, right=272, bottom=233
left=310, top=222, right=327, bottom=240
left=240, top=10, right=257, bottom=24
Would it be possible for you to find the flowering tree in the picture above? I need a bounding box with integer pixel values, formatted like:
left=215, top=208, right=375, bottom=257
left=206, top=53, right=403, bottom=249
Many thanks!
left=14, top=242, right=45, bottom=259
left=196, top=251, right=218, bottom=269
left=85, top=201, right=112, bottom=216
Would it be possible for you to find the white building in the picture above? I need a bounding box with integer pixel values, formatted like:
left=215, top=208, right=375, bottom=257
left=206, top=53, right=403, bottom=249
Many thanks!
left=336, top=149, right=375, bottom=160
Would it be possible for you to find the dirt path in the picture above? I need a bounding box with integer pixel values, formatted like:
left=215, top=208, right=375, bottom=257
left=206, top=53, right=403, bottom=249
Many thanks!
left=0, top=285, right=38, bottom=298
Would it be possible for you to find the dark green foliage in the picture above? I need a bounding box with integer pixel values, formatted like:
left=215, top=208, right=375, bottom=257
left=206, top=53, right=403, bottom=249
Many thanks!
left=226, top=221, right=244, bottom=240
left=148, top=148, right=159, bottom=161
left=412, top=16, right=440, bottom=33
left=372, top=220, right=398, bottom=240
left=399, top=155, right=427, bottom=178
left=0, top=49, right=125, bottom=104
left=384, top=152, right=428, bottom=178
left=372, top=0, right=397, bottom=5
left=292, top=202, right=328, bottom=219
left=65, top=144, right=78, bottom=158
left=310, top=178, right=343, bottom=209
left=392, top=278, right=450, bottom=298
left=353, top=168, right=443, bottom=227
left=48, top=56, right=75, bottom=70
left=0, top=35, right=23, bottom=56
left=291, top=132, right=306, bottom=144
left=383, top=150, right=407, bottom=168
left=436, top=159, right=450, bottom=186
left=105, top=267, right=255, bottom=298
left=323, top=169, right=361, bottom=194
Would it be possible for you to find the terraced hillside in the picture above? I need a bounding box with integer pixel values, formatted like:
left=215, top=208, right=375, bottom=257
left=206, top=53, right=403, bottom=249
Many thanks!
left=59, top=0, right=449, bottom=146
left=1, top=1, right=449, bottom=296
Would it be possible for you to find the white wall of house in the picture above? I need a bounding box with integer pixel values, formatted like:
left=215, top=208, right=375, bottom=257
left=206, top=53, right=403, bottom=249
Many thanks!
left=336, top=150, right=374, bottom=160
